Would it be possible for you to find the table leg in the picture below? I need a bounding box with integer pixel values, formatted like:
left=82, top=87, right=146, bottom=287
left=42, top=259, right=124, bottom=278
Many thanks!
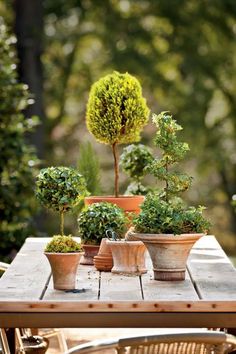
left=5, top=328, right=16, bottom=354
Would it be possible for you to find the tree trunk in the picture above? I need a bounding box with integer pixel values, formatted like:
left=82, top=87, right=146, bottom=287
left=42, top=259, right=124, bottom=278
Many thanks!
left=14, top=0, right=45, bottom=159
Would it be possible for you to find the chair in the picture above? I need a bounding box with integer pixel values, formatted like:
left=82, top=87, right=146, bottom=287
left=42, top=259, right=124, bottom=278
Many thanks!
left=0, top=262, right=68, bottom=353
left=65, top=330, right=236, bottom=354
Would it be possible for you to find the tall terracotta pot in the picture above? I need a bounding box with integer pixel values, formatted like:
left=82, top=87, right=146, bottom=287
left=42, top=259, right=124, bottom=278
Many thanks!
left=44, top=252, right=83, bottom=290
left=84, top=195, right=144, bottom=214
left=107, top=240, right=147, bottom=275
left=127, top=232, right=204, bottom=281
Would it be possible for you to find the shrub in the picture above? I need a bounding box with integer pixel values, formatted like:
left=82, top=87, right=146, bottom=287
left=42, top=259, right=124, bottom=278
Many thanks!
left=36, top=166, right=87, bottom=235
left=86, top=71, right=150, bottom=197
left=120, top=144, right=153, bottom=195
left=78, top=202, right=127, bottom=245
left=0, top=22, right=39, bottom=259
left=133, top=111, right=211, bottom=234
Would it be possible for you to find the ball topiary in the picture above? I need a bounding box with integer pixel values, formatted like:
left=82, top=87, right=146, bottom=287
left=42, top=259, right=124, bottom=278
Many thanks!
left=36, top=166, right=88, bottom=236
left=77, top=202, right=127, bottom=245
left=86, top=71, right=150, bottom=197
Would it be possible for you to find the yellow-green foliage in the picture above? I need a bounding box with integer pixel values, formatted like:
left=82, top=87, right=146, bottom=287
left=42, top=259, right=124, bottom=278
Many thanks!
left=45, top=235, right=82, bottom=253
left=86, top=71, right=150, bottom=145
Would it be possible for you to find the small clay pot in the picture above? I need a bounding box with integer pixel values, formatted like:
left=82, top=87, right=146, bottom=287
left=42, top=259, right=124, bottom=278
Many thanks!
left=80, top=244, right=100, bottom=265
left=44, top=252, right=83, bottom=290
left=94, top=238, right=113, bottom=271
left=107, top=240, right=147, bottom=275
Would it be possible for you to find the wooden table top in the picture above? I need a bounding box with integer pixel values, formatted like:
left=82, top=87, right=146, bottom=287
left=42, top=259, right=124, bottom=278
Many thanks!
left=0, top=235, right=236, bottom=328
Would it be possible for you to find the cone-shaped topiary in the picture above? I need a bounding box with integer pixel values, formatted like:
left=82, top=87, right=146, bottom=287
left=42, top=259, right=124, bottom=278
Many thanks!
left=36, top=166, right=88, bottom=236
left=86, top=71, right=150, bottom=197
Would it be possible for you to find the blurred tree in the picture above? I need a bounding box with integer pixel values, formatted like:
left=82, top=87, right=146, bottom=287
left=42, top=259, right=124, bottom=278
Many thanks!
left=14, top=0, right=45, bottom=159
left=0, top=21, right=39, bottom=260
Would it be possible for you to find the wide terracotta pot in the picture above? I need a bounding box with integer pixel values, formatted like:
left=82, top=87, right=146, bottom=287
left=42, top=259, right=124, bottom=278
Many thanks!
left=80, top=244, right=100, bottom=265
left=107, top=239, right=147, bottom=275
left=44, top=252, right=83, bottom=290
left=127, top=232, right=204, bottom=281
left=84, top=195, right=144, bottom=214
left=94, top=238, right=113, bottom=272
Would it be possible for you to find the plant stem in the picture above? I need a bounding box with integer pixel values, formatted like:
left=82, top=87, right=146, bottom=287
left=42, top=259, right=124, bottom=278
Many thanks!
left=165, top=159, right=169, bottom=203
left=60, top=210, right=64, bottom=235
left=112, top=142, right=119, bottom=197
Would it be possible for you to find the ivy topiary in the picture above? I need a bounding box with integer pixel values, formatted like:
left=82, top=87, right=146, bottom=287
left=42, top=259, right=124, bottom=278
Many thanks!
left=120, top=144, right=153, bottom=195
left=77, top=202, right=127, bottom=245
left=86, top=71, right=150, bottom=197
left=45, top=235, right=82, bottom=253
left=133, top=111, right=211, bottom=235
left=36, top=166, right=88, bottom=235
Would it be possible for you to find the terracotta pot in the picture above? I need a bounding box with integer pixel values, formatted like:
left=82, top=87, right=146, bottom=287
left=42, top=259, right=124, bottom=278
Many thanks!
left=127, top=232, right=204, bottom=281
left=107, top=239, right=147, bottom=275
left=94, top=238, right=113, bottom=272
left=80, top=244, right=100, bottom=265
left=44, top=252, right=83, bottom=290
left=84, top=195, right=144, bottom=214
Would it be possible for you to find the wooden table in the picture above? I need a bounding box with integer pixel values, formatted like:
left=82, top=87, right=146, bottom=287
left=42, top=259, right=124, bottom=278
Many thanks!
left=0, top=235, right=236, bottom=328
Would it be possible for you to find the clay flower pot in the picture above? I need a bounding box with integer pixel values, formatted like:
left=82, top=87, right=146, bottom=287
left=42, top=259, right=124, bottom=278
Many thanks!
left=45, top=252, right=83, bottom=290
left=94, top=238, right=113, bottom=272
left=80, top=244, right=100, bottom=265
left=84, top=195, right=144, bottom=214
left=127, top=232, right=203, bottom=281
left=107, top=239, right=147, bottom=275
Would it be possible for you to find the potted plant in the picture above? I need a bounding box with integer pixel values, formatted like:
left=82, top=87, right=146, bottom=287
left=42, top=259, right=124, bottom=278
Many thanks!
left=120, top=143, right=153, bottom=196
left=77, top=202, right=127, bottom=266
left=36, top=166, right=88, bottom=290
left=85, top=71, right=150, bottom=213
left=127, top=111, right=210, bottom=281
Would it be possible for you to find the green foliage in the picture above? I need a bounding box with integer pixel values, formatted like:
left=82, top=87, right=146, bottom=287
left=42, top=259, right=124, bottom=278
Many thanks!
left=77, top=141, right=101, bottom=195
left=133, top=111, right=210, bottom=235
left=120, top=144, right=153, bottom=195
left=0, top=21, right=39, bottom=259
left=45, top=235, right=82, bottom=253
left=36, top=166, right=87, bottom=212
left=36, top=166, right=88, bottom=235
left=86, top=71, right=150, bottom=146
left=78, top=202, right=127, bottom=245
left=148, top=111, right=192, bottom=201
left=120, top=144, right=153, bottom=181
left=134, top=194, right=211, bottom=234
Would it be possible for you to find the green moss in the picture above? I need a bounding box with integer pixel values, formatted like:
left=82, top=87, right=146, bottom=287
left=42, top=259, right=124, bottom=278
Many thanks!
left=45, top=235, right=82, bottom=253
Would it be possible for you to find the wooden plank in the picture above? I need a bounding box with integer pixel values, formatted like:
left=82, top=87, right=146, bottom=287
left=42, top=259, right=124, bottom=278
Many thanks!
left=99, top=272, right=143, bottom=300
left=0, top=300, right=236, bottom=312
left=43, top=265, right=100, bottom=300
left=0, top=238, right=50, bottom=300
left=141, top=270, right=199, bottom=300
left=188, top=235, right=236, bottom=300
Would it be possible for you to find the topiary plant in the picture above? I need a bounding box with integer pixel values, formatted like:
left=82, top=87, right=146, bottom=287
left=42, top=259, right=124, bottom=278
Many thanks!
left=77, top=202, right=127, bottom=245
left=120, top=144, right=153, bottom=195
left=36, top=166, right=88, bottom=236
left=86, top=71, right=150, bottom=197
left=133, top=111, right=211, bottom=234
left=45, top=235, right=82, bottom=253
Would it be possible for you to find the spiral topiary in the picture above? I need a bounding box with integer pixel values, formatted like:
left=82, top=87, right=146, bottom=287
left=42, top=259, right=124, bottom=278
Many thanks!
left=86, top=71, right=150, bottom=197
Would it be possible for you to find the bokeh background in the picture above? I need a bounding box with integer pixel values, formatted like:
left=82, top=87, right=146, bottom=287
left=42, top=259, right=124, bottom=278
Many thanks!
left=0, top=0, right=236, bottom=261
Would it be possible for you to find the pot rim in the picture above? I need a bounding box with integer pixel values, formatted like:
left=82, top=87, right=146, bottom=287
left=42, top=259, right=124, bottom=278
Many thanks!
left=127, top=232, right=205, bottom=242
left=44, top=251, right=84, bottom=255
left=106, top=239, right=144, bottom=245
left=85, top=195, right=145, bottom=200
